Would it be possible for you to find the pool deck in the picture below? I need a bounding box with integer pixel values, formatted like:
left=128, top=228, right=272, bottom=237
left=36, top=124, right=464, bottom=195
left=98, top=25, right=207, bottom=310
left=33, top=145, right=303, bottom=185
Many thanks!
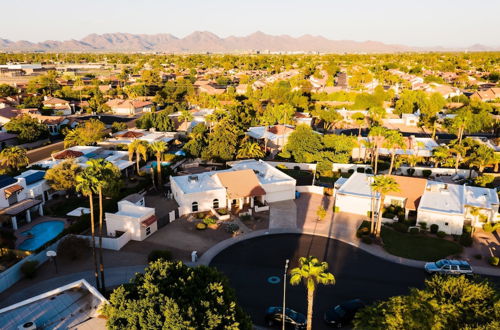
left=14, top=217, right=69, bottom=250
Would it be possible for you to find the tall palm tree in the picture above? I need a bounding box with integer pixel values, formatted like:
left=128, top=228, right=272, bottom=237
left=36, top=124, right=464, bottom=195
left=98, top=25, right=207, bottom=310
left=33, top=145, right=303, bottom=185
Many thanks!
left=352, top=112, right=366, bottom=137
left=289, top=256, right=335, bottom=330
left=468, top=144, right=495, bottom=174
left=179, top=110, right=194, bottom=124
left=371, top=175, right=400, bottom=238
left=85, top=159, right=121, bottom=293
left=75, top=170, right=100, bottom=290
left=449, top=142, right=469, bottom=173
left=368, top=126, right=387, bottom=174
left=128, top=140, right=149, bottom=173
left=432, top=145, right=450, bottom=168
left=383, top=130, right=406, bottom=175
left=0, top=146, right=29, bottom=173
left=237, top=139, right=265, bottom=159
left=149, top=141, right=167, bottom=188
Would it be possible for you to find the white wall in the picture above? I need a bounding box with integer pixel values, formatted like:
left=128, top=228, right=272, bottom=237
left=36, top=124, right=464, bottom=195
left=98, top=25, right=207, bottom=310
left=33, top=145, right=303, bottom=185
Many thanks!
left=398, top=166, right=477, bottom=178
left=296, top=186, right=324, bottom=195
left=171, top=178, right=227, bottom=216
left=262, top=181, right=296, bottom=203
left=332, top=163, right=372, bottom=173
left=266, top=161, right=317, bottom=171
left=416, top=209, right=464, bottom=235
left=76, top=231, right=131, bottom=251
left=335, top=193, right=373, bottom=215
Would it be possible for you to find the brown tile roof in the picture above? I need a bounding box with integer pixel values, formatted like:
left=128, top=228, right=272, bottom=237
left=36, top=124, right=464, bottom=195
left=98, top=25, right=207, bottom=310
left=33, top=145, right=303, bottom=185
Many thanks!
left=116, top=131, right=144, bottom=138
left=215, top=169, right=266, bottom=199
left=387, top=175, right=427, bottom=211
left=28, top=114, right=66, bottom=125
left=53, top=149, right=84, bottom=159
left=4, top=184, right=23, bottom=198
left=141, top=215, right=157, bottom=227
left=42, top=97, right=69, bottom=105
left=267, top=125, right=295, bottom=135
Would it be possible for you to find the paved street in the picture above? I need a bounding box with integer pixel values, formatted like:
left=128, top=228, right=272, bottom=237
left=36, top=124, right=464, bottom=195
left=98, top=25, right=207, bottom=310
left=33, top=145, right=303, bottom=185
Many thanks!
left=210, top=234, right=429, bottom=329
left=26, top=140, right=64, bottom=163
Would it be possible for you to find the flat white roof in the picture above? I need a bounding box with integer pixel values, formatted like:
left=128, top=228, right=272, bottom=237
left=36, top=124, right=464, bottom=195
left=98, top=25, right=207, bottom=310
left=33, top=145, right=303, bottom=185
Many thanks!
left=419, top=181, right=464, bottom=214
left=464, top=185, right=499, bottom=209
left=231, top=159, right=295, bottom=185
left=336, top=172, right=374, bottom=198
left=171, top=171, right=226, bottom=194
left=246, top=125, right=294, bottom=141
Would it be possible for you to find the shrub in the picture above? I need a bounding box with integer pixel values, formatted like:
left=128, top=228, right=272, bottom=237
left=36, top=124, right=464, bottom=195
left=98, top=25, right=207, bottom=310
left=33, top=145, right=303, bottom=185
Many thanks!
left=223, top=223, right=239, bottom=234
left=407, top=168, right=415, bottom=176
left=419, top=222, right=427, bottom=231
left=356, top=227, right=370, bottom=238
left=436, top=231, right=446, bottom=238
left=21, top=260, right=39, bottom=279
left=293, top=165, right=300, bottom=171
left=356, top=167, right=365, bottom=173
left=148, top=250, right=173, bottom=263
left=348, top=169, right=355, bottom=174
left=276, top=164, right=288, bottom=170
left=240, top=214, right=252, bottom=222
left=463, top=225, right=473, bottom=235
left=196, top=222, right=207, bottom=230
left=489, top=257, right=499, bottom=266
left=217, top=208, right=228, bottom=215
left=333, top=206, right=340, bottom=213
left=203, top=217, right=217, bottom=225
left=57, top=235, right=89, bottom=260
left=422, top=170, right=432, bottom=178
left=430, top=224, right=439, bottom=234
left=361, top=236, right=372, bottom=244
left=393, top=222, right=409, bottom=233
left=196, top=212, right=205, bottom=219
left=365, top=168, right=373, bottom=174
left=459, top=234, right=473, bottom=247
left=409, top=227, right=420, bottom=235
left=483, top=222, right=500, bottom=233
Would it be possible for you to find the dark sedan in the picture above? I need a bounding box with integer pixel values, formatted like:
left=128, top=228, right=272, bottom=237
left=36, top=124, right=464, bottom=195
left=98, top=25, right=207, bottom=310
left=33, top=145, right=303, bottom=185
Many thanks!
left=265, top=307, right=306, bottom=329
left=324, top=299, right=365, bottom=327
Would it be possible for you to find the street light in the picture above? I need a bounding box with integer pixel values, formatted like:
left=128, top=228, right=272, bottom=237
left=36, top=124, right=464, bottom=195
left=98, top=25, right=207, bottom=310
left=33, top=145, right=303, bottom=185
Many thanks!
left=46, top=250, right=58, bottom=274
left=282, top=259, right=289, bottom=330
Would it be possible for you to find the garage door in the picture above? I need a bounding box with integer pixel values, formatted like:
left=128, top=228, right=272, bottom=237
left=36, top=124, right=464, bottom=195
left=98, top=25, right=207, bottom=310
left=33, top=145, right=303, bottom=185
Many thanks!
left=335, top=194, right=372, bottom=216
left=266, top=189, right=295, bottom=203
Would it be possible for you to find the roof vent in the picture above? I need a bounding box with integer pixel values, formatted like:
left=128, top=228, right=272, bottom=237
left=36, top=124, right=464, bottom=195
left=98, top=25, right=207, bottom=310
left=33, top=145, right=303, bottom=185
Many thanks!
left=18, top=322, right=36, bottom=330
left=188, top=175, right=198, bottom=183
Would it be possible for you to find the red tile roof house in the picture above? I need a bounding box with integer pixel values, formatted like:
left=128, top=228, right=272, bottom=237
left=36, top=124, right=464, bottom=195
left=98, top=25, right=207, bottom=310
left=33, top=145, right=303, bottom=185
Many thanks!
left=105, top=99, right=153, bottom=115
left=42, top=96, right=73, bottom=115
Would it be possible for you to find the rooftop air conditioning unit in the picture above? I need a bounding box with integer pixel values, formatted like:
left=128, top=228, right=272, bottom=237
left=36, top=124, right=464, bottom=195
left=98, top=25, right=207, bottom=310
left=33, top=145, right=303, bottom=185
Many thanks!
left=18, top=322, right=36, bottom=330
left=188, top=175, right=199, bottom=183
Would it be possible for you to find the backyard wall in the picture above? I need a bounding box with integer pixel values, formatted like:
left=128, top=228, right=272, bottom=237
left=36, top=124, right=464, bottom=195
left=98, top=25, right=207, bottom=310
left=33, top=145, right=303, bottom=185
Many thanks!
left=332, top=163, right=372, bottom=173
left=266, top=161, right=317, bottom=171
left=75, top=231, right=131, bottom=251
left=398, top=166, right=477, bottom=178
left=296, top=185, right=324, bottom=195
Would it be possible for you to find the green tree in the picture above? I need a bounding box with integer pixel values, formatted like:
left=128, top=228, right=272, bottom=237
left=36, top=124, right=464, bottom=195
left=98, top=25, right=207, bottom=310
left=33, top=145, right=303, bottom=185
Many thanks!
left=183, top=123, right=208, bottom=158
left=314, top=107, right=342, bottom=131
left=102, top=260, right=252, bottom=329
left=352, top=112, right=366, bottom=136
left=204, top=118, right=242, bottom=161
left=371, top=175, right=399, bottom=237
left=260, top=104, right=295, bottom=126
left=0, top=84, right=17, bottom=97
left=128, top=140, right=149, bottom=173
left=0, top=146, right=29, bottom=173
left=64, top=119, right=106, bottom=148
left=111, top=122, right=128, bottom=133
left=468, top=144, right=495, bottom=174
left=289, top=256, right=335, bottom=330
left=149, top=141, right=167, bottom=187
left=4, top=115, right=49, bottom=143
left=354, top=276, right=500, bottom=330
left=368, top=126, right=387, bottom=174
left=237, top=138, right=265, bottom=159
left=383, top=130, right=406, bottom=175
left=44, top=159, right=81, bottom=193
left=281, top=125, right=323, bottom=163
left=432, top=145, right=451, bottom=168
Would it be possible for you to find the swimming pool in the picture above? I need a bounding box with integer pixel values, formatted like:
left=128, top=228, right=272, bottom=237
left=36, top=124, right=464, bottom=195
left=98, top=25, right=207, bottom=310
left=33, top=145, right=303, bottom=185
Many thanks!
left=18, top=221, right=65, bottom=251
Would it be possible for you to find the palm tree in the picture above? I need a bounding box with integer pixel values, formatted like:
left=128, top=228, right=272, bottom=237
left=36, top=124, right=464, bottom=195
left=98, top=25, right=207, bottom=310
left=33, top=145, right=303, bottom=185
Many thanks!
left=179, top=110, right=193, bottom=124
left=149, top=141, right=167, bottom=188
left=75, top=169, right=100, bottom=290
left=289, top=256, right=335, bottom=330
left=449, top=141, right=469, bottom=173
left=237, top=139, right=265, bottom=159
left=0, top=146, right=29, bottom=173
left=352, top=112, right=366, bottom=137
left=404, top=154, right=423, bottom=168
left=432, top=145, right=450, bottom=168
left=368, top=126, right=387, bottom=174
left=128, top=140, right=149, bottom=173
left=205, top=113, right=218, bottom=133
left=371, top=175, right=400, bottom=238
left=468, top=206, right=481, bottom=237
left=85, top=159, right=121, bottom=293
left=383, top=130, right=406, bottom=175
left=468, top=144, right=495, bottom=174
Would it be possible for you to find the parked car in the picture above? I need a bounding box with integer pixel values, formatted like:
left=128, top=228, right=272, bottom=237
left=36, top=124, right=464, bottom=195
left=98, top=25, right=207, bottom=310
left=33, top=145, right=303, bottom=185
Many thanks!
left=324, top=299, right=365, bottom=327
left=424, top=259, right=473, bottom=275
left=265, top=307, right=306, bottom=329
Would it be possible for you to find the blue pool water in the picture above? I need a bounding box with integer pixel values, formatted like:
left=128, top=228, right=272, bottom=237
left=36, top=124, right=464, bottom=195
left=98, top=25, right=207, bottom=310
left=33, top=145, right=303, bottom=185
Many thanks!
left=18, top=221, right=65, bottom=251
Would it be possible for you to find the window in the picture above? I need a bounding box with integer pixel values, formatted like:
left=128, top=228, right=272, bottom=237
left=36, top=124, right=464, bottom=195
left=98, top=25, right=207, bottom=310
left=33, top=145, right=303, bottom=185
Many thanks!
left=146, top=226, right=151, bottom=236
left=192, top=202, right=198, bottom=212
left=213, top=199, right=219, bottom=209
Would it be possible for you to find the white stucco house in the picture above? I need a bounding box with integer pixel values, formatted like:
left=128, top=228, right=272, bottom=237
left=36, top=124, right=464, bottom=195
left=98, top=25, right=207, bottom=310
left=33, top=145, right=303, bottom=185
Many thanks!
left=353, top=136, right=439, bottom=159
left=100, top=129, right=175, bottom=148
left=246, top=125, right=295, bottom=153
left=105, top=200, right=157, bottom=241
left=170, top=159, right=296, bottom=216
left=105, top=99, right=153, bottom=115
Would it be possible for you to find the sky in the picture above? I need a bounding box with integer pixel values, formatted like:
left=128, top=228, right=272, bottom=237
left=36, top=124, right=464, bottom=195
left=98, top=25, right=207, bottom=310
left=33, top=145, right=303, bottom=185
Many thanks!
left=1, top=0, right=499, bottom=47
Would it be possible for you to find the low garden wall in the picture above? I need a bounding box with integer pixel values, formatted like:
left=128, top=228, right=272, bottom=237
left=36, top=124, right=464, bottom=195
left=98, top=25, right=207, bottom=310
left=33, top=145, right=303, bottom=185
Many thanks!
left=332, top=163, right=372, bottom=173
left=398, top=166, right=477, bottom=178
left=254, top=205, right=270, bottom=212
left=296, top=185, right=325, bottom=195
left=75, top=231, right=131, bottom=251
left=266, top=161, right=317, bottom=171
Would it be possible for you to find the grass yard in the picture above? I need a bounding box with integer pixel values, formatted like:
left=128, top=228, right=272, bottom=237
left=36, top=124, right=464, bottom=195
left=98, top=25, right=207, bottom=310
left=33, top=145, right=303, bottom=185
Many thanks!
left=381, top=226, right=463, bottom=261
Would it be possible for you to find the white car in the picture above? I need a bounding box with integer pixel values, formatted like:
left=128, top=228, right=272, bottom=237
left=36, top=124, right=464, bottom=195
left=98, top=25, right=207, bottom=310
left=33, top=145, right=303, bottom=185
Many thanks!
left=424, top=259, right=473, bottom=275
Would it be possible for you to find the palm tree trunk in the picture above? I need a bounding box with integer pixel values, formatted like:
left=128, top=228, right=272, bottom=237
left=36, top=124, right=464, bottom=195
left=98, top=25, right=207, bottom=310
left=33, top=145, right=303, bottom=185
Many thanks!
left=156, top=153, right=162, bottom=188
left=376, top=196, right=385, bottom=238
left=389, top=152, right=395, bottom=175
left=136, top=150, right=140, bottom=173
left=98, top=187, right=105, bottom=293
left=306, top=287, right=315, bottom=330
left=374, top=150, right=379, bottom=174
left=431, top=124, right=437, bottom=140
left=455, top=155, right=460, bottom=173
left=370, top=193, right=376, bottom=235
left=358, top=126, right=362, bottom=137
left=89, top=193, right=100, bottom=290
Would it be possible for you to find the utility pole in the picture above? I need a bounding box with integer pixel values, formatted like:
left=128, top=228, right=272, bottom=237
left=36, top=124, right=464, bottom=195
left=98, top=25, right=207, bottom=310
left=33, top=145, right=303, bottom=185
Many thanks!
left=282, top=259, right=290, bottom=330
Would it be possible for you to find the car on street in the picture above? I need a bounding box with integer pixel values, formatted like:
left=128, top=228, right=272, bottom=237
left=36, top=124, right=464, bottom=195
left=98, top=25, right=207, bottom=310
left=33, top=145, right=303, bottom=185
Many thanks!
left=324, top=299, right=365, bottom=327
left=265, top=307, right=306, bottom=329
left=424, top=259, right=473, bottom=275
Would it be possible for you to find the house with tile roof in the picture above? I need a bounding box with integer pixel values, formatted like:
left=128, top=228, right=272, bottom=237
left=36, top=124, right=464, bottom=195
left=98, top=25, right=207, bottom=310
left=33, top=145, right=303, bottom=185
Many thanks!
left=42, top=96, right=72, bottom=115
left=246, top=124, right=296, bottom=153
left=105, top=99, right=153, bottom=115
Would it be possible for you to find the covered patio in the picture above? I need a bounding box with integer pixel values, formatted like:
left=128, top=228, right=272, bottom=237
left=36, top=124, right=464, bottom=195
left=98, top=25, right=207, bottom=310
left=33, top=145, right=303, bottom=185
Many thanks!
left=214, top=170, right=267, bottom=212
left=0, top=199, right=43, bottom=230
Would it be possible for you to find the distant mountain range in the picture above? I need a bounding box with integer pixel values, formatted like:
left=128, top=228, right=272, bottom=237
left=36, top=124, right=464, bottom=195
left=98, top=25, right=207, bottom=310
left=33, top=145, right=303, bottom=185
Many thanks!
left=0, top=31, right=499, bottom=53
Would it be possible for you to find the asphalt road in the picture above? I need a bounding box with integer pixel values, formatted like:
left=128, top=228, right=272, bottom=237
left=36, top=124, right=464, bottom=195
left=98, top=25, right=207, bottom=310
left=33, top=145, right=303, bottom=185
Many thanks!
left=210, top=234, right=433, bottom=329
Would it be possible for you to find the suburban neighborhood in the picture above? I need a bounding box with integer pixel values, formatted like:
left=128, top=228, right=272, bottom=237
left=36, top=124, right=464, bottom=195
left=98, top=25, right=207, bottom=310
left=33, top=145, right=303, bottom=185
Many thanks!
left=0, top=2, right=500, bottom=329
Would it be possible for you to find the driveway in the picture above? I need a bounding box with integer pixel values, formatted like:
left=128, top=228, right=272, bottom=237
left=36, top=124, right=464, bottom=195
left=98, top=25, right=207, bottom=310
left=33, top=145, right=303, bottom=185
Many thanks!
left=269, top=200, right=297, bottom=229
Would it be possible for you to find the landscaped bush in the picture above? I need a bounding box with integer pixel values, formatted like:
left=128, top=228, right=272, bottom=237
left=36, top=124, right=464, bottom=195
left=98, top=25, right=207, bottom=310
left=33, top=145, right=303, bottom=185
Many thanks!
left=361, top=236, right=372, bottom=244
left=356, top=167, right=365, bottom=173
left=196, top=213, right=205, bottom=219
left=483, top=222, right=500, bottom=233
left=217, top=208, right=228, bottom=215
left=436, top=231, right=446, bottom=238
left=382, top=205, right=405, bottom=221
left=293, top=165, right=301, bottom=171
left=489, top=256, right=499, bottom=266
left=422, top=170, right=432, bottom=178
left=463, top=225, right=473, bottom=235
left=409, top=227, right=420, bottom=235
left=392, top=222, right=409, bottom=233
left=276, top=164, right=288, bottom=170
left=239, top=214, right=252, bottom=222
left=333, top=206, right=340, bottom=213
left=406, top=168, right=415, bottom=176
left=377, top=161, right=390, bottom=172
left=203, top=217, right=217, bottom=225
left=419, top=222, right=427, bottom=231
left=356, top=226, right=370, bottom=238
left=348, top=169, right=355, bottom=174
left=365, top=168, right=373, bottom=174
left=21, top=260, right=39, bottom=279
left=430, top=224, right=439, bottom=234
left=148, top=250, right=173, bottom=263
left=223, top=223, right=239, bottom=234
left=57, top=235, right=89, bottom=260
left=196, top=222, right=207, bottom=230
left=459, top=233, right=473, bottom=247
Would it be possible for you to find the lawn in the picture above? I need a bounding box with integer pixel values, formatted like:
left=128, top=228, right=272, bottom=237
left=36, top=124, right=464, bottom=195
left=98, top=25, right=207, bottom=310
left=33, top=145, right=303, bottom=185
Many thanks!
left=381, top=226, right=463, bottom=261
